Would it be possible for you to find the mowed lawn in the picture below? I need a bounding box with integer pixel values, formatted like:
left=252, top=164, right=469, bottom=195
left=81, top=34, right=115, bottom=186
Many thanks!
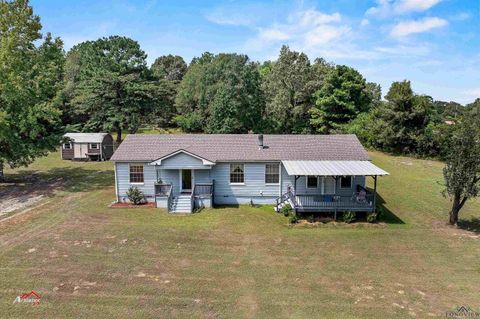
left=0, top=151, right=479, bottom=318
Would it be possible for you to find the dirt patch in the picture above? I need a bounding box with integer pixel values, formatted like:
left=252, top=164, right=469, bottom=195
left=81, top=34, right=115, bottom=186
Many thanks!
left=109, top=202, right=155, bottom=208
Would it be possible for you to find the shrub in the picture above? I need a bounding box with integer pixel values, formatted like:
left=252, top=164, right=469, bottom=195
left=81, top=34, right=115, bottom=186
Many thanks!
left=280, top=205, right=292, bottom=217
left=343, top=211, right=356, bottom=223
left=126, top=186, right=144, bottom=205
left=289, top=211, right=299, bottom=224
left=367, top=212, right=379, bottom=223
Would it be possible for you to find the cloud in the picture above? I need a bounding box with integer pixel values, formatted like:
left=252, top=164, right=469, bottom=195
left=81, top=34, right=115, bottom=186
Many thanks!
left=244, top=8, right=349, bottom=54
left=361, top=19, right=370, bottom=26
left=367, top=0, right=443, bottom=17
left=394, top=0, right=443, bottom=14
left=390, top=17, right=448, bottom=37
left=449, top=12, right=472, bottom=21
left=205, top=4, right=268, bottom=27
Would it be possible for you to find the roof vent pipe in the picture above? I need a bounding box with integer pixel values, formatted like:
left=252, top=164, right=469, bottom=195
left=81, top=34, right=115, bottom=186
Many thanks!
left=258, top=134, right=264, bottom=149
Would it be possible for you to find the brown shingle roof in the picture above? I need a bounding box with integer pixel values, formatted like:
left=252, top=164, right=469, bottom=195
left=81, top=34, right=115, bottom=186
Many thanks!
left=110, top=134, right=370, bottom=162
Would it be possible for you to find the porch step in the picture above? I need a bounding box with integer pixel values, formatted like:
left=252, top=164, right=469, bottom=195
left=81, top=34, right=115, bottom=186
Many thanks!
left=169, top=196, right=193, bottom=213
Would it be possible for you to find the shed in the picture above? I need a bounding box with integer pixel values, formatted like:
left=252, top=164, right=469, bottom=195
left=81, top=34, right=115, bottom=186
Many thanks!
left=61, top=133, right=114, bottom=161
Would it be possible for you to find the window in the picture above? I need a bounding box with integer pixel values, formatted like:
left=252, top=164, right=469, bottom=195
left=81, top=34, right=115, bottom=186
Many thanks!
left=63, top=143, right=71, bottom=149
left=265, top=163, right=280, bottom=184
left=340, top=176, right=352, bottom=188
left=89, top=143, right=99, bottom=149
left=230, top=163, right=244, bottom=184
left=129, top=165, right=144, bottom=183
left=307, top=176, right=318, bottom=188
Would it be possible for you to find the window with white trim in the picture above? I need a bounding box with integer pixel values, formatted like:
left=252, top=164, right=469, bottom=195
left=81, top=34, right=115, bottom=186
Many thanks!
left=340, top=176, right=352, bottom=188
left=89, top=143, right=99, bottom=149
left=230, top=163, right=244, bottom=184
left=307, top=176, right=318, bottom=188
left=63, top=143, right=71, bottom=149
left=265, top=163, right=280, bottom=184
left=129, top=165, right=144, bottom=183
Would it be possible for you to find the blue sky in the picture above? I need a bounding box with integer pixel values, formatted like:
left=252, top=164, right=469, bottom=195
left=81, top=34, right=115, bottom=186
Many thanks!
left=31, top=0, right=480, bottom=104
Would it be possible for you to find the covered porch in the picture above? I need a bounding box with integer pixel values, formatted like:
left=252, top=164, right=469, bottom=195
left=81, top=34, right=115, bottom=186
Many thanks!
left=148, top=150, right=216, bottom=212
left=279, top=160, right=389, bottom=214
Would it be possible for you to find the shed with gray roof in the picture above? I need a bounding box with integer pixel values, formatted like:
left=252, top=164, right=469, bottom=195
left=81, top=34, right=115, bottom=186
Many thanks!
left=62, top=133, right=114, bottom=161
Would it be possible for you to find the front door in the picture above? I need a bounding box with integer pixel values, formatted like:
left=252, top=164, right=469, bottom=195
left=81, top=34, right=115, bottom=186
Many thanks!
left=181, top=169, right=193, bottom=193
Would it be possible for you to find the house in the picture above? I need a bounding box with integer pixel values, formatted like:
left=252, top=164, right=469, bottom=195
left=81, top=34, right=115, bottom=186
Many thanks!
left=62, top=133, right=114, bottom=161
left=110, top=134, right=389, bottom=213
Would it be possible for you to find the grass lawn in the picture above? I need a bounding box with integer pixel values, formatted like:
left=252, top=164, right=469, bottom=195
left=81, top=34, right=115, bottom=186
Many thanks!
left=0, top=151, right=479, bottom=318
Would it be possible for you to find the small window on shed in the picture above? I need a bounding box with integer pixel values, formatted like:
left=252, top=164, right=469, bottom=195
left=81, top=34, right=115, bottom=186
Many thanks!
left=129, top=165, right=144, bottom=184
left=63, top=143, right=71, bottom=149
left=340, top=176, right=352, bottom=188
left=265, top=163, right=280, bottom=184
left=89, top=143, right=99, bottom=149
left=307, top=176, right=318, bottom=188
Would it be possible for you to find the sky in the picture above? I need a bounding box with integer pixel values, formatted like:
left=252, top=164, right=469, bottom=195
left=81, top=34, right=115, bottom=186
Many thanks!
left=31, top=0, right=480, bottom=104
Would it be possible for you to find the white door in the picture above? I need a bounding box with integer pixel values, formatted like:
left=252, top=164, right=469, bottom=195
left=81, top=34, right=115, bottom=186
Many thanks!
left=74, top=143, right=88, bottom=158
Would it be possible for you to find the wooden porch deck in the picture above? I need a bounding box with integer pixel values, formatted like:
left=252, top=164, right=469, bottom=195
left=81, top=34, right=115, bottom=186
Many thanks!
left=277, top=191, right=376, bottom=213
left=294, top=194, right=375, bottom=212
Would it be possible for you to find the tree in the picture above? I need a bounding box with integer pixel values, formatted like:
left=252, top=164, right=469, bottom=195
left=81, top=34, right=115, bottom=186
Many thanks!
left=310, top=65, right=372, bottom=134
left=0, top=0, right=64, bottom=180
left=175, top=53, right=264, bottom=133
left=368, top=80, right=438, bottom=154
left=443, top=110, right=480, bottom=225
left=151, top=55, right=187, bottom=81
left=65, top=36, right=150, bottom=143
left=262, top=46, right=327, bottom=133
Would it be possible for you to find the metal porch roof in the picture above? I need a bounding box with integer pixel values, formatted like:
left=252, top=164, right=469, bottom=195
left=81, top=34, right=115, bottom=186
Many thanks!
left=282, top=160, right=389, bottom=176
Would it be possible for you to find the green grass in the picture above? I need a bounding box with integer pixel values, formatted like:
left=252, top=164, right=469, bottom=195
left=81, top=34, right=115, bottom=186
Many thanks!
left=0, top=151, right=479, bottom=318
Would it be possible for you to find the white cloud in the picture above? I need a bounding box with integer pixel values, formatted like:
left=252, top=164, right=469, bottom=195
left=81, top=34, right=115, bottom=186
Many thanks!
left=367, top=0, right=443, bottom=17
left=390, top=17, right=448, bottom=37
left=244, top=8, right=349, bottom=55
left=361, top=19, right=370, bottom=26
left=258, top=28, right=291, bottom=41
left=394, top=0, right=443, bottom=14
left=206, top=11, right=256, bottom=27
left=450, top=12, right=472, bottom=21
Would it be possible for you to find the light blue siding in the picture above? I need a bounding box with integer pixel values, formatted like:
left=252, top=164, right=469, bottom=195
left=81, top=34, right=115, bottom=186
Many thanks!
left=159, top=152, right=211, bottom=169
left=195, top=170, right=211, bottom=183
left=115, top=160, right=367, bottom=206
left=157, top=169, right=180, bottom=197
left=212, top=162, right=282, bottom=205
left=116, top=162, right=157, bottom=202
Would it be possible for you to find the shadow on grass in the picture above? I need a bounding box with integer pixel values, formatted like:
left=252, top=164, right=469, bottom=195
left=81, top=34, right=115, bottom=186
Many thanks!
left=213, top=204, right=240, bottom=209
left=457, top=218, right=480, bottom=234
left=1, top=166, right=114, bottom=197
left=366, top=189, right=405, bottom=225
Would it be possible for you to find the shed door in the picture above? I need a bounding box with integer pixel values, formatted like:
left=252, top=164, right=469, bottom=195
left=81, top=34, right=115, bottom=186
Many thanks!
left=74, top=143, right=88, bottom=158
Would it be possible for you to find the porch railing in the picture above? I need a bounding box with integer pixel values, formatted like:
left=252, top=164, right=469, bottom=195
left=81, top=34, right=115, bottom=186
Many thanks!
left=194, top=182, right=214, bottom=197
left=294, top=194, right=374, bottom=209
left=155, top=183, right=172, bottom=196
left=193, top=180, right=215, bottom=208
left=155, top=183, right=173, bottom=210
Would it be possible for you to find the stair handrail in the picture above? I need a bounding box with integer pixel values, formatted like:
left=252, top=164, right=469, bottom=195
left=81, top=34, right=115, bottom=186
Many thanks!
left=190, top=185, right=195, bottom=212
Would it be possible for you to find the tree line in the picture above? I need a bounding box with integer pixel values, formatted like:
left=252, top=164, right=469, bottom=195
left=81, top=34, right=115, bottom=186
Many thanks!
left=1, top=0, right=479, bottom=224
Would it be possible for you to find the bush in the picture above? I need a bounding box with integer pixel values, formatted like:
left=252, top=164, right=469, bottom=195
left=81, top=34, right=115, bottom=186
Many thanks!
left=289, top=211, right=299, bottom=224
left=280, top=205, right=292, bottom=217
left=366, top=212, right=378, bottom=223
left=343, top=211, right=356, bottom=223
left=126, top=186, right=144, bottom=205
